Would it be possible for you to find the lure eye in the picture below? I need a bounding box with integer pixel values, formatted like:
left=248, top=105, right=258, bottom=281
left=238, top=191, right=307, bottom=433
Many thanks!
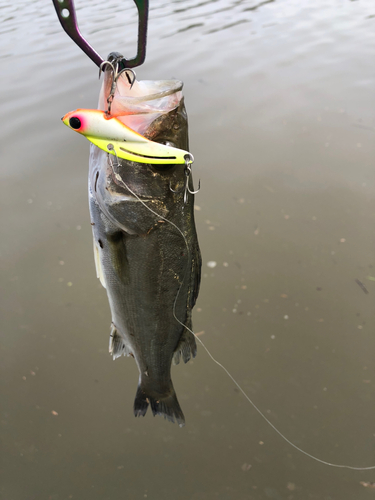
left=69, top=116, right=81, bottom=129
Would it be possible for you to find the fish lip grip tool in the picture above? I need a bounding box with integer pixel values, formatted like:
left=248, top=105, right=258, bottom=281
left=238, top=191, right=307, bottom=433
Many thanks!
left=52, top=0, right=149, bottom=70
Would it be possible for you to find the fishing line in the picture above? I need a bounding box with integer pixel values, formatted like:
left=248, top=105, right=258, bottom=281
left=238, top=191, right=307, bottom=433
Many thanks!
left=109, top=154, right=375, bottom=471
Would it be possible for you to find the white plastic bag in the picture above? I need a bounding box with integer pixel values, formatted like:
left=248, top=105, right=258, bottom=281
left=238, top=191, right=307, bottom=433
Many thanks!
left=98, top=70, right=183, bottom=135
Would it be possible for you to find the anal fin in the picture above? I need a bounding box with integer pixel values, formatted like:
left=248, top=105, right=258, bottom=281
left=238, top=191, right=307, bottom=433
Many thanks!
left=109, top=324, right=130, bottom=360
left=173, top=327, right=197, bottom=365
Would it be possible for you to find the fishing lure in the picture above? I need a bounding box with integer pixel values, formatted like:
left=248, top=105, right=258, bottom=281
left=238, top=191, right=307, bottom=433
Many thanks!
left=62, top=109, right=193, bottom=165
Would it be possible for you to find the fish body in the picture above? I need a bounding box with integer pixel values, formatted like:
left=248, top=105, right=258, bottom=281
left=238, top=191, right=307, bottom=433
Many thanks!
left=62, top=109, right=191, bottom=164
left=86, top=78, right=201, bottom=426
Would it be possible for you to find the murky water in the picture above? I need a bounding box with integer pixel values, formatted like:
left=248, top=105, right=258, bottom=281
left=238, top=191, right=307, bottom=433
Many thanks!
left=1, top=0, right=375, bottom=498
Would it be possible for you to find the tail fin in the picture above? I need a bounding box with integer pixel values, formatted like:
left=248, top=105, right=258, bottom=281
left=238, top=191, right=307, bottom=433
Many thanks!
left=133, top=382, right=185, bottom=427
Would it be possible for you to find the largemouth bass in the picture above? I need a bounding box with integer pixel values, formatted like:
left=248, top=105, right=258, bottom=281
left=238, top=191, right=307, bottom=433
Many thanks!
left=87, top=59, right=201, bottom=426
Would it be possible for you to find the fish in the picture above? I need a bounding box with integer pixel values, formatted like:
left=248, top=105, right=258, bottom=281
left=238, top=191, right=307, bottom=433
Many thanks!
left=77, top=64, right=201, bottom=426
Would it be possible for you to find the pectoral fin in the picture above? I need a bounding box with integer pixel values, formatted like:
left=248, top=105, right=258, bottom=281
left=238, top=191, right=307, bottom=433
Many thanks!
left=93, top=238, right=106, bottom=289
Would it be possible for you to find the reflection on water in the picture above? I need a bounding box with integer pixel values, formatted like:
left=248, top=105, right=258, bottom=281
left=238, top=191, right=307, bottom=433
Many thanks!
left=1, top=0, right=375, bottom=499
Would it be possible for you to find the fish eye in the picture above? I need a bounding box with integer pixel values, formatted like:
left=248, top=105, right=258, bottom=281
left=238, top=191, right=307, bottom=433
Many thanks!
left=69, top=116, right=81, bottom=129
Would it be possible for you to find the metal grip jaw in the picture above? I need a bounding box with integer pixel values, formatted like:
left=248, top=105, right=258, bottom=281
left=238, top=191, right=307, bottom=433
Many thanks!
left=52, top=0, right=149, bottom=69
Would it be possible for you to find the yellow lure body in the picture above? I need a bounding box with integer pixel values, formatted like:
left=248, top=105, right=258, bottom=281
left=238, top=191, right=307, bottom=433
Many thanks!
left=62, top=109, right=191, bottom=164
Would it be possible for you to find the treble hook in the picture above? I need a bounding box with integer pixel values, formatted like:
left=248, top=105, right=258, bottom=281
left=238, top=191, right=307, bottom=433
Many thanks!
left=99, top=58, right=137, bottom=114
left=170, top=154, right=200, bottom=204
left=99, top=58, right=136, bottom=85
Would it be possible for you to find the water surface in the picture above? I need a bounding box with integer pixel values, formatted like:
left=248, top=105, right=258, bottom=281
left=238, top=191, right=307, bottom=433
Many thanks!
left=1, top=1, right=375, bottom=499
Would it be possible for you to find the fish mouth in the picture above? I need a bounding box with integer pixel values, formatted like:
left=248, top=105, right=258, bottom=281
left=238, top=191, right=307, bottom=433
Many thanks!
left=109, top=183, right=170, bottom=203
left=106, top=173, right=166, bottom=202
left=106, top=188, right=155, bottom=202
left=107, top=157, right=180, bottom=202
